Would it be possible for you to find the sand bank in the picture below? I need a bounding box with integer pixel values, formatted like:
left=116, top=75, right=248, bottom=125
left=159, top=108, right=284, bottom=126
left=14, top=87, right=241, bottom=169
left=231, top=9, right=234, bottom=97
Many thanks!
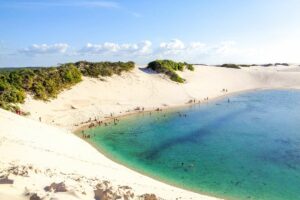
left=1, top=65, right=300, bottom=200
left=21, top=65, right=300, bottom=131
left=0, top=108, right=220, bottom=200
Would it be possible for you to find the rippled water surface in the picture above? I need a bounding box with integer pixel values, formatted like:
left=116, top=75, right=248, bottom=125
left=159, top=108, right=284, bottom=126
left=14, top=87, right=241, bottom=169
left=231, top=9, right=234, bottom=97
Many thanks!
left=86, top=90, right=300, bottom=200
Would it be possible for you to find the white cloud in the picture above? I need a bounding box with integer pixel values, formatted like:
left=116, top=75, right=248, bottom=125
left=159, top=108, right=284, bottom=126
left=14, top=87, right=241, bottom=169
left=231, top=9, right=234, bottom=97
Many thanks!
left=102, top=42, right=120, bottom=52
left=137, top=40, right=152, bottom=54
left=160, top=39, right=185, bottom=50
left=80, top=40, right=152, bottom=56
left=13, top=38, right=300, bottom=66
left=158, top=39, right=208, bottom=56
left=20, top=43, right=69, bottom=55
left=156, top=39, right=255, bottom=63
left=79, top=39, right=241, bottom=62
left=159, top=39, right=185, bottom=54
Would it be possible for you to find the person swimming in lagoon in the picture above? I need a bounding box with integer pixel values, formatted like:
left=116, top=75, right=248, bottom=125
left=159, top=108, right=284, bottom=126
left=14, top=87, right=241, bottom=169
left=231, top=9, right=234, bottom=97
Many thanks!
left=180, top=162, right=195, bottom=171
left=178, top=112, right=187, bottom=117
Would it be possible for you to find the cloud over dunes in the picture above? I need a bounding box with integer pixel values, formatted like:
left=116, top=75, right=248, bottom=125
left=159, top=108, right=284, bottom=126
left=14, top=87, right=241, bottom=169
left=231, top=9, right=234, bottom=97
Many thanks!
left=15, top=39, right=244, bottom=64
left=14, top=39, right=261, bottom=65
left=19, top=43, right=69, bottom=55
left=79, top=40, right=152, bottom=55
left=158, top=39, right=207, bottom=55
left=159, top=39, right=185, bottom=54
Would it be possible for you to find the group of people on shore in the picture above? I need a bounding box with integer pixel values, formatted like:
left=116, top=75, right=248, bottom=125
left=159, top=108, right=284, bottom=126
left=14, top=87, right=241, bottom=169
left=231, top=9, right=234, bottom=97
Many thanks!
left=78, top=93, right=235, bottom=139
left=222, top=88, right=229, bottom=93
left=222, top=88, right=231, bottom=103
left=86, top=117, right=115, bottom=128
left=79, top=114, right=123, bottom=139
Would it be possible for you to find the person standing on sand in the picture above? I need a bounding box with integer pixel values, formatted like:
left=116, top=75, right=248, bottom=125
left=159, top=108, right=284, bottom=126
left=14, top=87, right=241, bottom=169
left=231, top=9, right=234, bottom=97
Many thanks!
left=39, top=117, right=42, bottom=122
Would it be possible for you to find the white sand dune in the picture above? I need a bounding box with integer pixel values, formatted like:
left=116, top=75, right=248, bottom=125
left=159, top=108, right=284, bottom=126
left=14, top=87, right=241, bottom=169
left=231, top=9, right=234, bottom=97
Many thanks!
left=0, top=106, right=219, bottom=200
left=21, top=65, right=300, bottom=131
left=1, top=65, right=300, bottom=200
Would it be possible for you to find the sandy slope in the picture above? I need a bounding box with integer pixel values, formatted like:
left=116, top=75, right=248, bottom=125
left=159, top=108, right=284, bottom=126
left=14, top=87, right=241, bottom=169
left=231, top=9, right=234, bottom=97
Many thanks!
left=0, top=108, right=219, bottom=200
left=21, top=65, right=300, bottom=131
left=1, top=65, right=300, bottom=200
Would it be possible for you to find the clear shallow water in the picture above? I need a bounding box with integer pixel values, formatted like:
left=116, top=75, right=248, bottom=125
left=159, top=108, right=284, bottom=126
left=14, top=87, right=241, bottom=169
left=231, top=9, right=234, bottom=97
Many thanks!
left=86, top=90, right=300, bottom=200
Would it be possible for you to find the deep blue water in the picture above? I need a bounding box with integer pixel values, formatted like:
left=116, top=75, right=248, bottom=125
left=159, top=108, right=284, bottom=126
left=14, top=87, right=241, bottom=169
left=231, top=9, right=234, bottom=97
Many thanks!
left=85, top=90, right=300, bottom=200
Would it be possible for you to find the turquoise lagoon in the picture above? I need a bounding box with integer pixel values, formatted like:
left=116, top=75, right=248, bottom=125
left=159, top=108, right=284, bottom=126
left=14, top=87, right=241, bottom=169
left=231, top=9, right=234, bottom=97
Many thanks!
left=85, top=90, right=300, bottom=200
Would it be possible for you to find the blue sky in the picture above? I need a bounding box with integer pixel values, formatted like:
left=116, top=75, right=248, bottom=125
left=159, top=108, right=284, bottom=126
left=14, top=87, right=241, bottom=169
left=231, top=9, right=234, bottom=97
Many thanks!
left=1, top=0, right=300, bottom=67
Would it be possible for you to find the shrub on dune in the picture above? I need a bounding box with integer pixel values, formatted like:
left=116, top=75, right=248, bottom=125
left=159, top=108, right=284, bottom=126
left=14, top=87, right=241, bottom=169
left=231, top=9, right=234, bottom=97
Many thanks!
left=75, top=61, right=135, bottom=78
left=147, top=60, right=194, bottom=83
left=0, top=61, right=135, bottom=111
left=220, top=64, right=241, bottom=69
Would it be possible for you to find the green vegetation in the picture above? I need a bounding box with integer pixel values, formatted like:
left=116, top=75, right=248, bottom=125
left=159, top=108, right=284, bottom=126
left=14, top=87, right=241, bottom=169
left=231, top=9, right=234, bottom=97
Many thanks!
left=147, top=60, right=194, bottom=83
left=275, top=63, right=289, bottom=66
left=73, top=61, right=135, bottom=77
left=0, top=61, right=135, bottom=112
left=220, top=64, right=241, bottom=69
left=186, top=63, right=195, bottom=71
left=239, top=64, right=251, bottom=67
left=0, top=65, right=82, bottom=111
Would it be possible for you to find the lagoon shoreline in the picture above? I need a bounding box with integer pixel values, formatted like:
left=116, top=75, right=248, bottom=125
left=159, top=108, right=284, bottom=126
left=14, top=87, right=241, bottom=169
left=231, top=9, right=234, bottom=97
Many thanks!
left=1, top=65, right=300, bottom=200
left=21, top=65, right=300, bottom=133
left=74, top=86, right=296, bottom=134
left=85, top=89, right=300, bottom=200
